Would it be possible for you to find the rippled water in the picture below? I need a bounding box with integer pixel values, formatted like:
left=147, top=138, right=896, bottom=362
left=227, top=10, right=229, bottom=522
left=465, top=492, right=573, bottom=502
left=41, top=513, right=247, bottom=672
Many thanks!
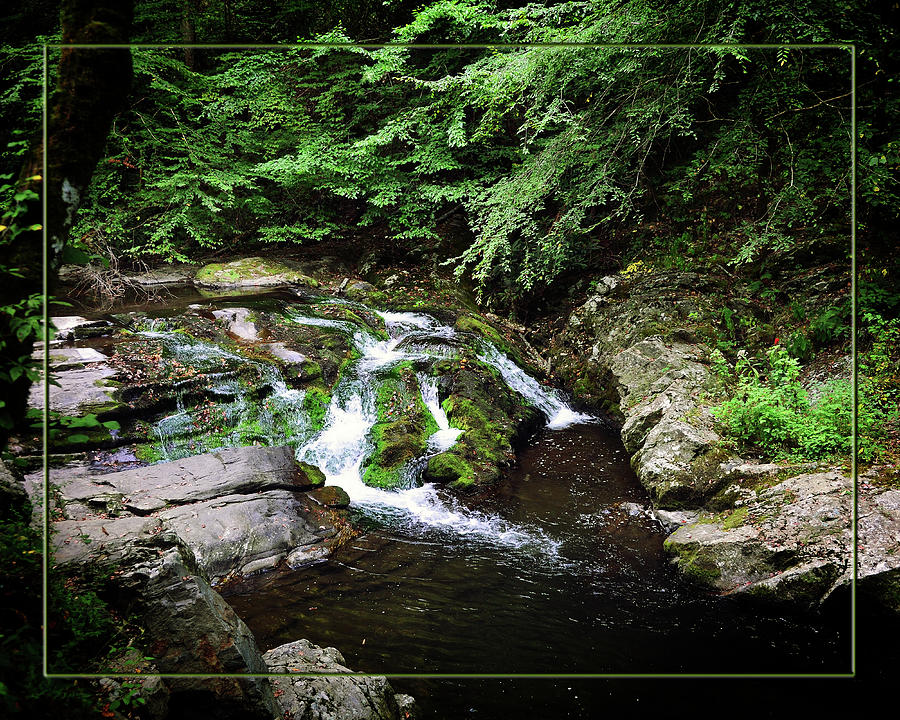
left=223, top=424, right=849, bottom=682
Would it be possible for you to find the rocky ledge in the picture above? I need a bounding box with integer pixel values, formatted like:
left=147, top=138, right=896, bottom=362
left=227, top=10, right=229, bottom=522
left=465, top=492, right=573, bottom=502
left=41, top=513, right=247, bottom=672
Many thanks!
left=19, top=446, right=413, bottom=719
left=549, top=269, right=899, bottom=609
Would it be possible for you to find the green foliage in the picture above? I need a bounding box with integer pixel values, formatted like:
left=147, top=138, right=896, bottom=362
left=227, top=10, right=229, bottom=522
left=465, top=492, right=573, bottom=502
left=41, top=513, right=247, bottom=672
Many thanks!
left=712, top=338, right=897, bottom=462
left=712, top=345, right=852, bottom=458
left=0, top=502, right=115, bottom=717
left=59, top=1, right=892, bottom=312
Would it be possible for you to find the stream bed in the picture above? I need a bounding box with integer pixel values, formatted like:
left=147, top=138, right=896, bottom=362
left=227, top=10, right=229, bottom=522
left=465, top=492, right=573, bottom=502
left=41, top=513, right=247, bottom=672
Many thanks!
left=60, top=288, right=850, bottom=715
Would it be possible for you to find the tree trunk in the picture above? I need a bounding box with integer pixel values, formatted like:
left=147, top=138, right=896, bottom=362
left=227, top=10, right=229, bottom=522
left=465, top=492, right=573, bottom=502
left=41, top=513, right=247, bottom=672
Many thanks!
left=182, top=0, right=198, bottom=70
left=0, top=0, right=133, bottom=447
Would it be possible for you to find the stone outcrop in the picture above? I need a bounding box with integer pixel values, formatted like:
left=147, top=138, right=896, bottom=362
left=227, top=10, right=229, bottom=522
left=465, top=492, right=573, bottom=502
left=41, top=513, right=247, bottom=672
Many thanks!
left=550, top=269, right=898, bottom=609
left=552, top=271, right=723, bottom=508
left=43, top=446, right=337, bottom=584
left=40, top=446, right=413, bottom=719
left=264, top=640, right=417, bottom=720
left=194, top=257, right=320, bottom=289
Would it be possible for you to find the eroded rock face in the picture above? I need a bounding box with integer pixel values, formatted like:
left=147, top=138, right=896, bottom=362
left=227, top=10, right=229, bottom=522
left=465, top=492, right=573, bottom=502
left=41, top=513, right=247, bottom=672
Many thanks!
left=44, top=446, right=336, bottom=583
left=111, top=544, right=280, bottom=719
left=663, top=469, right=851, bottom=605
left=550, top=270, right=899, bottom=610
left=552, top=274, right=722, bottom=508
left=264, top=640, right=416, bottom=720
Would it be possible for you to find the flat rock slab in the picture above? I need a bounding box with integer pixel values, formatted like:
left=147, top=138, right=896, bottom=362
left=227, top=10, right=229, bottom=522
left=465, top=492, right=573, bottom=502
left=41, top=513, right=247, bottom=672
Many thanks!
left=159, top=490, right=330, bottom=583
left=28, top=363, right=119, bottom=415
left=264, top=639, right=413, bottom=720
left=52, top=515, right=168, bottom=565
left=212, top=307, right=260, bottom=341
left=195, top=257, right=320, bottom=289
left=56, top=445, right=305, bottom=513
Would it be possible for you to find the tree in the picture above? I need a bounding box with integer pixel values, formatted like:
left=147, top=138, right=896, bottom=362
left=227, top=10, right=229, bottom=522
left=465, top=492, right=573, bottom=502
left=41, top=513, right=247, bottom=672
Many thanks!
left=0, top=0, right=134, bottom=446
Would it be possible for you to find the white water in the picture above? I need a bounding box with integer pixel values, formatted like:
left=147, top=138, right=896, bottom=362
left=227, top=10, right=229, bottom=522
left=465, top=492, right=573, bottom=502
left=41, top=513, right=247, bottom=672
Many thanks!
left=287, top=306, right=590, bottom=553
left=477, top=343, right=594, bottom=429
left=418, top=374, right=463, bottom=452
left=141, top=305, right=589, bottom=552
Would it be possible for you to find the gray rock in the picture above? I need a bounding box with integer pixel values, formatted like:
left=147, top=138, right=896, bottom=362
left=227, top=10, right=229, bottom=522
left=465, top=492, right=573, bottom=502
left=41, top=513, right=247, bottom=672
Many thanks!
left=112, top=545, right=279, bottom=719
left=28, top=362, right=120, bottom=416
left=127, top=265, right=195, bottom=286
left=663, top=470, right=851, bottom=606
left=213, top=307, right=260, bottom=341
left=264, top=639, right=412, bottom=720
left=55, top=446, right=306, bottom=513
left=159, top=490, right=329, bottom=583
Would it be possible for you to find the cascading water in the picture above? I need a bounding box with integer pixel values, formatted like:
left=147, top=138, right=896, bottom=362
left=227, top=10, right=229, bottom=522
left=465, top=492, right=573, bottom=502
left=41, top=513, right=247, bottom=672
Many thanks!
left=287, top=305, right=591, bottom=553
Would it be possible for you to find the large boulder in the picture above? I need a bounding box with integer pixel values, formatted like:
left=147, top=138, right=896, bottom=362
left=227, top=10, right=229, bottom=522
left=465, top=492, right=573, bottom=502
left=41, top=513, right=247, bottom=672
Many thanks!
left=663, top=469, right=851, bottom=606
left=264, top=640, right=416, bottom=720
left=45, top=446, right=336, bottom=583
left=195, top=257, right=319, bottom=289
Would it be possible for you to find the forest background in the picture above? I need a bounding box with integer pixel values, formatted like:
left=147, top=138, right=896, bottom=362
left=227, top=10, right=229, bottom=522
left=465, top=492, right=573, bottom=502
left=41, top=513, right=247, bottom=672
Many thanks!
left=0, top=0, right=898, bottom=716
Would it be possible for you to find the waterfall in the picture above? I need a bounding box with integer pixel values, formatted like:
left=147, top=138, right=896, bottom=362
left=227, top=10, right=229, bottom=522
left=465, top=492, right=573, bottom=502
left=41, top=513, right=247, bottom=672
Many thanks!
left=141, top=304, right=590, bottom=551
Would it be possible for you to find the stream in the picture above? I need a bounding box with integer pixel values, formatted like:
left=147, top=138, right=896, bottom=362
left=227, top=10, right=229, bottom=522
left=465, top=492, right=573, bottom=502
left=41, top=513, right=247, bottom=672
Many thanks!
left=73, top=289, right=849, bottom=715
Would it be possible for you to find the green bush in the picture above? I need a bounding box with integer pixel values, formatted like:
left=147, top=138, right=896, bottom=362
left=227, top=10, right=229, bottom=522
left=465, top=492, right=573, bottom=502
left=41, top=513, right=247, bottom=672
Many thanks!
left=711, top=345, right=853, bottom=460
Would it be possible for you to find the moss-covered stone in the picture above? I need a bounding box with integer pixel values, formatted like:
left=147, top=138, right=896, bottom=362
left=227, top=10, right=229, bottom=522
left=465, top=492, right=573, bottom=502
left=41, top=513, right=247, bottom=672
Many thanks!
left=295, top=461, right=326, bottom=489
left=194, top=257, right=320, bottom=288
left=424, top=453, right=473, bottom=485
left=361, top=363, right=437, bottom=489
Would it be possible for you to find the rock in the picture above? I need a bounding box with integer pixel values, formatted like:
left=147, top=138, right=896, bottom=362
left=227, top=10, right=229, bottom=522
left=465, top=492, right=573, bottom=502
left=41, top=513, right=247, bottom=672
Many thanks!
left=55, top=446, right=309, bottom=514
left=127, top=265, right=195, bottom=286
left=28, top=362, right=121, bottom=417
left=195, top=257, right=319, bottom=289
left=159, top=490, right=329, bottom=583
left=212, top=307, right=261, bottom=341
left=264, top=639, right=413, bottom=720
left=343, top=280, right=377, bottom=300
left=308, top=485, right=351, bottom=509
left=39, top=346, right=109, bottom=369
left=857, top=479, right=900, bottom=611
left=49, top=315, right=106, bottom=342
left=112, top=545, right=279, bottom=719
left=663, top=470, right=851, bottom=606
left=0, top=458, right=28, bottom=517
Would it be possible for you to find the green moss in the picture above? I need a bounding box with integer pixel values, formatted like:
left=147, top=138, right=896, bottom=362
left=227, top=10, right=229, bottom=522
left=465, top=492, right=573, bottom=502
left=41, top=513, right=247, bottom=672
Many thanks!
left=664, top=541, right=722, bottom=586
left=723, top=506, right=749, bottom=529
left=361, top=364, right=436, bottom=488
left=302, top=386, right=331, bottom=433
left=296, top=461, right=326, bottom=488
left=133, top=443, right=166, bottom=464
left=424, top=452, right=473, bottom=484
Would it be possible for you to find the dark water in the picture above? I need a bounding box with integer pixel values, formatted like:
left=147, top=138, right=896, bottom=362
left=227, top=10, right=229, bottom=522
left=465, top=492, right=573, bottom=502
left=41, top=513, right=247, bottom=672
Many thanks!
left=223, top=424, right=850, bottom=715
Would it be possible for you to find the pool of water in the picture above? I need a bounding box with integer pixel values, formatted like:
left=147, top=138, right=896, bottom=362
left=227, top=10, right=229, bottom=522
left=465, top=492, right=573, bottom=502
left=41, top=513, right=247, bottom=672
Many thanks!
left=223, top=424, right=850, bottom=682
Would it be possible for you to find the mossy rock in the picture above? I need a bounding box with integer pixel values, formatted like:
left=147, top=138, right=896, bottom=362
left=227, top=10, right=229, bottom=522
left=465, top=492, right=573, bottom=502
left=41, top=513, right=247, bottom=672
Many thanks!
left=423, top=453, right=473, bottom=485
left=295, top=461, right=326, bottom=489
left=194, top=257, right=320, bottom=289
left=308, top=485, right=350, bottom=509
left=361, top=364, right=437, bottom=488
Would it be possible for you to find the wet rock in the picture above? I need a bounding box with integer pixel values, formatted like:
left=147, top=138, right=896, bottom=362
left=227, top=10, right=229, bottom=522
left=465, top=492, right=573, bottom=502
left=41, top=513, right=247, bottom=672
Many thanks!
left=159, top=490, right=328, bottom=583
left=212, top=307, right=261, bottom=341
left=195, top=257, right=320, bottom=289
left=111, top=545, right=279, bottom=719
left=264, top=639, right=415, bottom=720
left=54, top=446, right=308, bottom=513
left=308, top=485, right=351, bottom=509
left=663, top=470, right=851, bottom=606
